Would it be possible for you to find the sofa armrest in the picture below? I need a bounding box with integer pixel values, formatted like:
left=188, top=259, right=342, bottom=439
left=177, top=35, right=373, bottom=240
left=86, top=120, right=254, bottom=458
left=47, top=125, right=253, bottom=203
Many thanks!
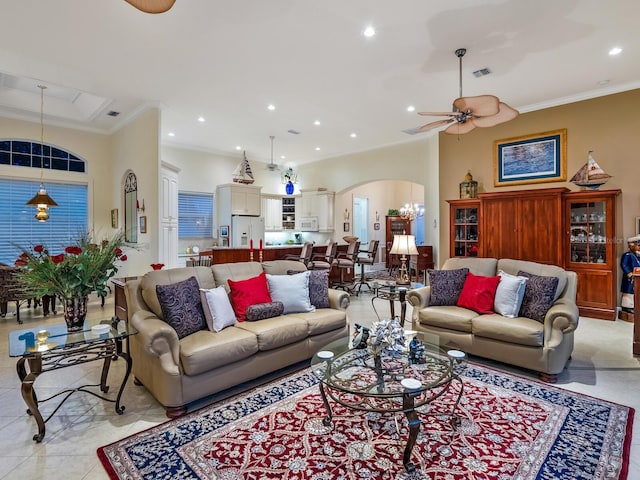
left=328, top=288, right=350, bottom=310
left=407, top=286, right=431, bottom=322
left=130, top=309, right=181, bottom=374
left=543, top=298, right=579, bottom=340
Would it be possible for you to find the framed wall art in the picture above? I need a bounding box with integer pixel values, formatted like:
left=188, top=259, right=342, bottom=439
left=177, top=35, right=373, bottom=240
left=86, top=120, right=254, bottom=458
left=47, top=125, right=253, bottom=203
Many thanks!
left=111, top=208, right=118, bottom=229
left=374, top=222, right=380, bottom=230
left=343, top=222, right=350, bottom=232
left=219, top=225, right=229, bottom=237
left=139, top=215, right=147, bottom=234
left=494, top=128, right=567, bottom=186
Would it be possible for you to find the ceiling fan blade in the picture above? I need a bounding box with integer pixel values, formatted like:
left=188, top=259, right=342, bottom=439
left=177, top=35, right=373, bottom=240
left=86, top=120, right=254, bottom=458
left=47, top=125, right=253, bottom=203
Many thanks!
left=453, top=95, right=500, bottom=117
left=124, top=0, right=176, bottom=13
left=417, top=119, right=454, bottom=132
left=444, top=120, right=477, bottom=135
left=473, top=102, right=520, bottom=127
left=417, top=111, right=459, bottom=117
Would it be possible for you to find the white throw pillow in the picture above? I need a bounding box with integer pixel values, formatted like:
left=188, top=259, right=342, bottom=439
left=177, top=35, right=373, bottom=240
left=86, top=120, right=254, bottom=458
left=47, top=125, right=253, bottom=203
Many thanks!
left=494, top=270, right=528, bottom=318
left=266, top=271, right=315, bottom=314
left=200, top=286, right=237, bottom=332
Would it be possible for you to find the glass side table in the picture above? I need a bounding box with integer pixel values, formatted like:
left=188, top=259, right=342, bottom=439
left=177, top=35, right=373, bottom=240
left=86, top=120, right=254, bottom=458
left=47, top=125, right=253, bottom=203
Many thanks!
left=9, top=317, right=137, bottom=442
left=372, top=282, right=420, bottom=326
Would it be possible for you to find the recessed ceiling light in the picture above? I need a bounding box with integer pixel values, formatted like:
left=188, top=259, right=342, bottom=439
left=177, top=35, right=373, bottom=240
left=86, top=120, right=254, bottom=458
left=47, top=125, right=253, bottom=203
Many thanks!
left=406, top=105, right=415, bottom=112
left=609, top=46, right=622, bottom=56
left=168, top=132, right=175, bottom=137
left=280, top=155, right=286, bottom=159
left=197, top=116, right=205, bottom=122
left=267, top=104, right=276, bottom=111
left=315, top=146, right=321, bottom=151
left=363, top=26, right=376, bottom=37
left=313, top=120, right=321, bottom=126
left=235, top=146, right=242, bottom=150
left=350, top=133, right=357, bottom=138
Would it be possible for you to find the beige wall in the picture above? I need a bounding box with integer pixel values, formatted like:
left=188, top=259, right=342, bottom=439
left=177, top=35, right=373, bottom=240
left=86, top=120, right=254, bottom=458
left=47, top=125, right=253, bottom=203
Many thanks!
left=438, top=89, right=640, bottom=264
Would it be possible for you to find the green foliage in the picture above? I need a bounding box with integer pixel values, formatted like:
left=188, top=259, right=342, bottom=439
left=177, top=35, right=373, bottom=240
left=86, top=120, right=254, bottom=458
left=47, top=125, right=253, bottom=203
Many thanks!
left=387, top=209, right=400, bottom=215
left=16, top=232, right=126, bottom=299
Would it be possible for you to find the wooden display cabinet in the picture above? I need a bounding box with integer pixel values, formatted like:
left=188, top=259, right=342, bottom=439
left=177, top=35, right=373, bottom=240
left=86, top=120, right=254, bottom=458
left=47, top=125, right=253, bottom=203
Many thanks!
left=385, top=215, right=411, bottom=266
left=447, top=199, right=480, bottom=257
left=564, top=189, right=621, bottom=320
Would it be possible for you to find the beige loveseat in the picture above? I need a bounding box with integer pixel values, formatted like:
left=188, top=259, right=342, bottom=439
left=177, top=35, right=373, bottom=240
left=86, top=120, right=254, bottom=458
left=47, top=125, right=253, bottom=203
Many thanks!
left=407, top=257, right=579, bottom=382
left=125, top=260, right=349, bottom=417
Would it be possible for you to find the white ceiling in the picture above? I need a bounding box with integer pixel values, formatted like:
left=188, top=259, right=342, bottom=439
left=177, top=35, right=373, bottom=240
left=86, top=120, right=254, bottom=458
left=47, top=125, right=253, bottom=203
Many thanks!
left=0, top=0, right=639, bottom=166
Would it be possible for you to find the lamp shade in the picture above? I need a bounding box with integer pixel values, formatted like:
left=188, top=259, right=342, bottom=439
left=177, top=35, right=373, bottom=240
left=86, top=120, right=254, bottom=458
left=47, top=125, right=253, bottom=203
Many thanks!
left=26, top=185, right=58, bottom=208
left=389, top=234, right=418, bottom=256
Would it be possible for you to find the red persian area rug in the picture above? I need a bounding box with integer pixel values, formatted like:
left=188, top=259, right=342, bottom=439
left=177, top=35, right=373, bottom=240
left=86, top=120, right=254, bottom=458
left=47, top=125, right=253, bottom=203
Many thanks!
left=98, top=363, right=634, bottom=480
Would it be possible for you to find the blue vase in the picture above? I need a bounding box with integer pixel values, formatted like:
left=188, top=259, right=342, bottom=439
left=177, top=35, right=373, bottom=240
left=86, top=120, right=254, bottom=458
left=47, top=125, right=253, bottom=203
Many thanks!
left=285, top=181, right=294, bottom=195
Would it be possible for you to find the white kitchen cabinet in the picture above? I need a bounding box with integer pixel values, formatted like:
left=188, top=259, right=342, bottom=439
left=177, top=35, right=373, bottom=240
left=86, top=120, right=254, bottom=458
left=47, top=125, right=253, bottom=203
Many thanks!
left=160, top=165, right=179, bottom=268
left=261, top=195, right=283, bottom=231
left=217, top=184, right=262, bottom=216
left=298, top=190, right=334, bottom=232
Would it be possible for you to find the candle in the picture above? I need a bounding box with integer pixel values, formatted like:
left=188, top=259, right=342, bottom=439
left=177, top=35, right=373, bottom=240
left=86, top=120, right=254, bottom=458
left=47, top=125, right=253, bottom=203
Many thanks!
left=259, top=239, right=263, bottom=251
left=250, top=239, right=253, bottom=252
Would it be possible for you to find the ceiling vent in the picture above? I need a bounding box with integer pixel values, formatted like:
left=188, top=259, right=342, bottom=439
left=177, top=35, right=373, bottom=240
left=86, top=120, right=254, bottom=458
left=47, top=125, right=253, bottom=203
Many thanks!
left=473, top=67, right=491, bottom=78
left=287, top=129, right=301, bottom=135
left=107, top=110, right=120, bottom=117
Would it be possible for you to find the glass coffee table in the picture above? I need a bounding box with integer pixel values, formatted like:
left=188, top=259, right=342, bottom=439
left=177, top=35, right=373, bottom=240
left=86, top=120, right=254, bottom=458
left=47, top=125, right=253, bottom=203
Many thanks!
left=8, top=317, right=136, bottom=442
left=311, top=333, right=464, bottom=472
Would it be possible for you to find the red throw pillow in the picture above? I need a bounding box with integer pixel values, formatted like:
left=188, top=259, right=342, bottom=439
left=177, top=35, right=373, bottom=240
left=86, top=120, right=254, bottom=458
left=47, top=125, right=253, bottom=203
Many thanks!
left=456, top=272, right=501, bottom=314
left=227, top=272, right=272, bottom=322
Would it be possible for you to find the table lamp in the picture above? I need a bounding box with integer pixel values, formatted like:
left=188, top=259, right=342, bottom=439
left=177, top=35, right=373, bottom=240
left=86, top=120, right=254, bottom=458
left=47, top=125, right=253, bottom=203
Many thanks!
left=390, top=234, right=418, bottom=285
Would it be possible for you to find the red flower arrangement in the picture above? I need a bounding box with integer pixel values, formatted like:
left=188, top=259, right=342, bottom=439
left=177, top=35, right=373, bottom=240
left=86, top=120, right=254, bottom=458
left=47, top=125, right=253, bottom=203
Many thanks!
left=15, top=232, right=127, bottom=299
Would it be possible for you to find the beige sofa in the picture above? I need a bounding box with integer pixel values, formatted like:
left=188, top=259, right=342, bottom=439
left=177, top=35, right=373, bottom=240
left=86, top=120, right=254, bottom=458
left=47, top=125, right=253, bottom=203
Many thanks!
left=407, top=257, right=579, bottom=382
left=125, top=260, right=349, bottom=417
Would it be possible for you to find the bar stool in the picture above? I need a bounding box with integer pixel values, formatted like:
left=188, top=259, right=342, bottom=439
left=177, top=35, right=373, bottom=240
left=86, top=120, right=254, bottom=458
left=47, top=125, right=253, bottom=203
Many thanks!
left=284, top=241, right=314, bottom=267
left=354, top=240, right=379, bottom=295
left=308, top=241, right=337, bottom=271
left=332, top=241, right=360, bottom=292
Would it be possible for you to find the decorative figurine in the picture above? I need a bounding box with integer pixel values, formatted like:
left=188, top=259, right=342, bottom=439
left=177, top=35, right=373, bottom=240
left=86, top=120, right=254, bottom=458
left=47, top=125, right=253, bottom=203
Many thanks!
left=352, top=323, right=370, bottom=349
left=409, top=337, right=426, bottom=364
left=620, top=235, right=640, bottom=321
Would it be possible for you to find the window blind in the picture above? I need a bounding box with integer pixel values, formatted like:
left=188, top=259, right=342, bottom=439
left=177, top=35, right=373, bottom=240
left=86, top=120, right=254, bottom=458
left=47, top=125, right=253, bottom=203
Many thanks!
left=0, top=179, right=88, bottom=264
left=178, top=192, right=213, bottom=238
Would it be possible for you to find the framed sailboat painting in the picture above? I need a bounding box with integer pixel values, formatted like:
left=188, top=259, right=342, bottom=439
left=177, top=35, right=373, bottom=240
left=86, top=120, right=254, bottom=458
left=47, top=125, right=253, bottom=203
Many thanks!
left=494, top=129, right=567, bottom=186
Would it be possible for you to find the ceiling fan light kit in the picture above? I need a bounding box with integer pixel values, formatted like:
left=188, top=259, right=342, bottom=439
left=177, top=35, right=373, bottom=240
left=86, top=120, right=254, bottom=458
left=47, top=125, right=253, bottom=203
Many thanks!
left=415, top=48, right=519, bottom=135
left=124, top=0, right=176, bottom=14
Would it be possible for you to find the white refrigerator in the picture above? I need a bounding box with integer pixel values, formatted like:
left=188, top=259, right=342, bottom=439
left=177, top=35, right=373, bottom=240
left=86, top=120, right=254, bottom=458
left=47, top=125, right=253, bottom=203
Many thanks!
left=231, top=216, right=265, bottom=248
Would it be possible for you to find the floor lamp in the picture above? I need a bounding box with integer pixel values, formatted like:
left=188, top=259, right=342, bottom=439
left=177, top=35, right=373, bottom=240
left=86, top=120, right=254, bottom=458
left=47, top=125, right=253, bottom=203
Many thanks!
left=390, top=234, right=418, bottom=285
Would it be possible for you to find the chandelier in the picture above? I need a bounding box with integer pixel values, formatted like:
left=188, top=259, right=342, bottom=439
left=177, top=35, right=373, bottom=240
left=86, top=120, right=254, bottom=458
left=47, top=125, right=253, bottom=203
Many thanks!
left=26, top=85, right=58, bottom=221
left=399, top=185, right=424, bottom=221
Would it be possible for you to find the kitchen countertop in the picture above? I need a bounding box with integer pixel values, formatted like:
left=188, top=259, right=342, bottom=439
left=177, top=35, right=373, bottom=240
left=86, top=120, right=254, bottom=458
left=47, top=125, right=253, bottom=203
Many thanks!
left=178, top=244, right=305, bottom=256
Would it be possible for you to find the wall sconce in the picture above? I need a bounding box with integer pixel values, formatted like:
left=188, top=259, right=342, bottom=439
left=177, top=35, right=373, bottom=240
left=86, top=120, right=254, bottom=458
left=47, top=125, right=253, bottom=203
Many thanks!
left=375, top=210, right=380, bottom=222
left=137, top=198, right=145, bottom=212
left=344, top=208, right=350, bottom=221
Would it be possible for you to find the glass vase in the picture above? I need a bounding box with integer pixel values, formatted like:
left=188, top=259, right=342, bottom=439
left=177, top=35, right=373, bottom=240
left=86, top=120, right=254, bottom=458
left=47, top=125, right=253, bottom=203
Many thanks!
left=63, top=296, right=88, bottom=332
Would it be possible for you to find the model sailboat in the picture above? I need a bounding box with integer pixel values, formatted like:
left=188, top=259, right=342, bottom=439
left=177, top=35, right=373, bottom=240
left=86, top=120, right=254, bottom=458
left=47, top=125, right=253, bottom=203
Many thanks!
left=570, top=150, right=611, bottom=189
left=232, top=151, right=255, bottom=184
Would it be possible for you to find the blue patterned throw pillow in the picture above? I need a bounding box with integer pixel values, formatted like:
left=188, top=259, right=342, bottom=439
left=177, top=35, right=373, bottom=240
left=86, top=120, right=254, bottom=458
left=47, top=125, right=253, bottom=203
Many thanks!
left=156, top=276, right=206, bottom=338
left=517, top=271, right=560, bottom=322
left=428, top=268, right=469, bottom=306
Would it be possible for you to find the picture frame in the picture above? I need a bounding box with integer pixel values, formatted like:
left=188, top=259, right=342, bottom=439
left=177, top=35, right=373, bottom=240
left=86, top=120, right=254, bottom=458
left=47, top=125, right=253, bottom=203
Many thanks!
left=374, top=222, right=380, bottom=230
left=139, top=215, right=147, bottom=234
left=219, top=225, right=229, bottom=237
left=635, top=217, right=640, bottom=236
left=343, top=222, right=350, bottom=232
left=110, top=208, right=118, bottom=229
left=494, top=128, right=567, bottom=186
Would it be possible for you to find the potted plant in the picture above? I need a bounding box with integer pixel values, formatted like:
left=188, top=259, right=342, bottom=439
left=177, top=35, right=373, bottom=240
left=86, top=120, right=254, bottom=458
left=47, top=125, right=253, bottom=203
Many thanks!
left=15, top=232, right=127, bottom=332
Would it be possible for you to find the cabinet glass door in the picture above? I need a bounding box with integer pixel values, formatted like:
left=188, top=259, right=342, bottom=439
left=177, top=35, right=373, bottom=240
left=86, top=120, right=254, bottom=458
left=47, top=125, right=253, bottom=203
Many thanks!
left=453, top=207, right=479, bottom=257
left=569, top=201, right=606, bottom=264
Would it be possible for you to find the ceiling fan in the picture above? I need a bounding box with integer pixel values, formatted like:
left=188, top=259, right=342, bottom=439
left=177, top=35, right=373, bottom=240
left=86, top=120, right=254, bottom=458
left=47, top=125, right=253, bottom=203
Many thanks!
left=124, top=0, right=176, bottom=14
left=266, top=135, right=280, bottom=172
left=416, top=48, right=519, bottom=135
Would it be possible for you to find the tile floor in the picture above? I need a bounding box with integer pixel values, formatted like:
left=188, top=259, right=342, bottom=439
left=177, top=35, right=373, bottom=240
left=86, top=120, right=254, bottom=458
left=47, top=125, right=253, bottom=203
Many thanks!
left=0, top=289, right=638, bottom=479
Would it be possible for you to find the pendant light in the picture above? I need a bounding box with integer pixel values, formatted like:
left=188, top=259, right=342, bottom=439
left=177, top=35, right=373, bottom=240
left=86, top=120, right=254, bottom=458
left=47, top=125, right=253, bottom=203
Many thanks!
left=26, top=85, right=58, bottom=221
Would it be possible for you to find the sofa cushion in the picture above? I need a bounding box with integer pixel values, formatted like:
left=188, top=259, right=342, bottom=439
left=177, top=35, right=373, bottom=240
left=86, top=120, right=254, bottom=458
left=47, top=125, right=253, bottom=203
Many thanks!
left=200, top=286, right=237, bottom=332
left=416, top=306, right=475, bottom=333
left=518, top=271, right=560, bottom=322
left=456, top=272, right=500, bottom=314
left=228, top=272, right=272, bottom=322
left=288, top=309, right=347, bottom=336
left=211, top=262, right=264, bottom=291
left=472, top=314, right=544, bottom=347
left=235, top=315, right=309, bottom=351
left=441, top=257, right=498, bottom=277
left=262, top=260, right=306, bottom=275
left=428, top=268, right=469, bottom=306
left=156, top=276, right=206, bottom=339
left=179, top=327, right=259, bottom=376
left=289, top=269, right=330, bottom=309
left=267, top=271, right=315, bottom=314
left=245, top=301, right=285, bottom=321
left=494, top=270, right=528, bottom=318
